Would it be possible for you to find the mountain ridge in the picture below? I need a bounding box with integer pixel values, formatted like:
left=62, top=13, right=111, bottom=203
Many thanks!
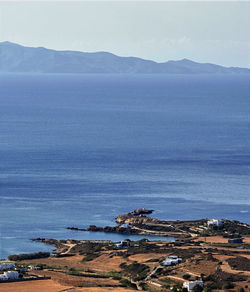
left=0, top=41, right=249, bottom=74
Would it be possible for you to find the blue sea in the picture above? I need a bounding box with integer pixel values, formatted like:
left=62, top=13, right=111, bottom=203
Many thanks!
left=0, top=73, right=249, bottom=259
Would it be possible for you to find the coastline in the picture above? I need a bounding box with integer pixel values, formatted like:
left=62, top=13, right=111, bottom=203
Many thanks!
left=1, top=194, right=250, bottom=261
left=20, top=209, right=250, bottom=258
left=66, top=209, right=250, bottom=240
left=1, top=210, right=250, bottom=291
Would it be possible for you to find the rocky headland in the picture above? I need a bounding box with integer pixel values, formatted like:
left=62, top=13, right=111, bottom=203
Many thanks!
left=67, top=209, right=250, bottom=239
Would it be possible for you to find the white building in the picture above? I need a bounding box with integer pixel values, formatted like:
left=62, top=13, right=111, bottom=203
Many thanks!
left=4, top=271, right=19, bottom=280
left=168, top=255, right=178, bottom=259
left=0, top=274, right=8, bottom=281
left=0, top=271, right=19, bottom=281
left=207, top=219, right=224, bottom=227
left=0, top=263, right=15, bottom=271
left=28, top=265, right=41, bottom=270
left=115, top=240, right=130, bottom=248
left=162, top=255, right=182, bottom=266
left=183, top=280, right=203, bottom=291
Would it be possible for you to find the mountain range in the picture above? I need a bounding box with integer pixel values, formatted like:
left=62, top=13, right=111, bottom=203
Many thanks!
left=0, top=41, right=249, bottom=74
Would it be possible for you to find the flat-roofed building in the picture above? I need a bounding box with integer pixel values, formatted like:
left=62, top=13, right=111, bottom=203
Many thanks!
left=183, top=280, right=203, bottom=291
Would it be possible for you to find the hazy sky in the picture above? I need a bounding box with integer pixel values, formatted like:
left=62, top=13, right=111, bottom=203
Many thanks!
left=0, top=1, right=249, bottom=67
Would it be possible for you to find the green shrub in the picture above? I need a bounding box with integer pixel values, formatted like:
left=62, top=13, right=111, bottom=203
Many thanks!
left=119, top=279, right=137, bottom=289
left=67, top=271, right=108, bottom=278
left=107, top=270, right=122, bottom=280
left=222, top=283, right=234, bottom=289
left=183, top=274, right=191, bottom=280
left=192, top=284, right=203, bottom=292
left=119, top=261, right=150, bottom=281
left=8, top=252, right=50, bottom=261
left=81, top=254, right=99, bottom=262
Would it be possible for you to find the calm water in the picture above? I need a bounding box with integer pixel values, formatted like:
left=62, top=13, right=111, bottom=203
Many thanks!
left=0, top=73, right=249, bottom=259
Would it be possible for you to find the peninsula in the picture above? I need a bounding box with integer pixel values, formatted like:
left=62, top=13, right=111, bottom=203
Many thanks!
left=67, top=209, right=250, bottom=239
left=1, top=210, right=250, bottom=291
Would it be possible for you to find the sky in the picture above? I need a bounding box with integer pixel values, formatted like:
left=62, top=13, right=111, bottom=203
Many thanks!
left=0, top=1, right=249, bottom=67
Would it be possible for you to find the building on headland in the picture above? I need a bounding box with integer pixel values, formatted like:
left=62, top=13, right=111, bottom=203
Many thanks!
left=162, top=255, right=182, bottom=266
left=183, top=280, right=203, bottom=291
left=115, top=240, right=131, bottom=249
left=0, top=262, right=15, bottom=271
left=0, top=271, right=19, bottom=281
left=207, top=219, right=224, bottom=227
left=228, top=238, right=243, bottom=244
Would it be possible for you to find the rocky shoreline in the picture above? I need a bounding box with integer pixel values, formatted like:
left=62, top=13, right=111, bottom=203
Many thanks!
left=5, top=209, right=249, bottom=292
left=28, top=208, right=250, bottom=258
left=66, top=208, right=250, bottom=239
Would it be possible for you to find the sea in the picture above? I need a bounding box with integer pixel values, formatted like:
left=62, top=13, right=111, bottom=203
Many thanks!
left=0, top=73, right=249, bottom=259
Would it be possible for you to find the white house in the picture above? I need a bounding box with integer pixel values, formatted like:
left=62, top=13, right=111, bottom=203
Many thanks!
left=4, top=271, right=19, bottom=280
left=115, top=240, right=130, bottom=248
left=168, top=255, right=178, bottom=259
left=162, top=255, right=182, bottom=266
left=183, top=280, right=203, bottom=291
left=207, top=219, right=224, bottom=227
left=162, top=258, right=178, bottom=265
left=0, top=263, right=15, bottom=271
left=0, top=271, right=19, bottom=281
left=0, top=274, right=8, bottom=281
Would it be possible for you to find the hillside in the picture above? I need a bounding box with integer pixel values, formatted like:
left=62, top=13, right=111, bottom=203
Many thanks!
left=0, top=41, right=249, bottom=74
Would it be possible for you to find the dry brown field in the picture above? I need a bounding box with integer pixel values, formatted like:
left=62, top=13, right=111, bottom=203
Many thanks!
left=195, top=236, right=229, bottom=243
left=0, top=279, right=69, bottom=292
left=0, top=280, right=135, bottom=292
left=128, top=252, right=169, bottom=264
left=22, top=254, right=130, bottom=273
left=29, top=270, right=120, bottom=287
left=1, top=237, right=249, bottom=292
left=195, top=235, right=250, bottom=244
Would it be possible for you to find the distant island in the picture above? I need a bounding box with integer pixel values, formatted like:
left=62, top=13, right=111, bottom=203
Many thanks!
left=0, top=41, right=250, bottom=74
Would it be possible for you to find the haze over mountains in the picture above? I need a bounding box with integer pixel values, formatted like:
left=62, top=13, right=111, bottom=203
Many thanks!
left=0, top=41, right=249, bottom=74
